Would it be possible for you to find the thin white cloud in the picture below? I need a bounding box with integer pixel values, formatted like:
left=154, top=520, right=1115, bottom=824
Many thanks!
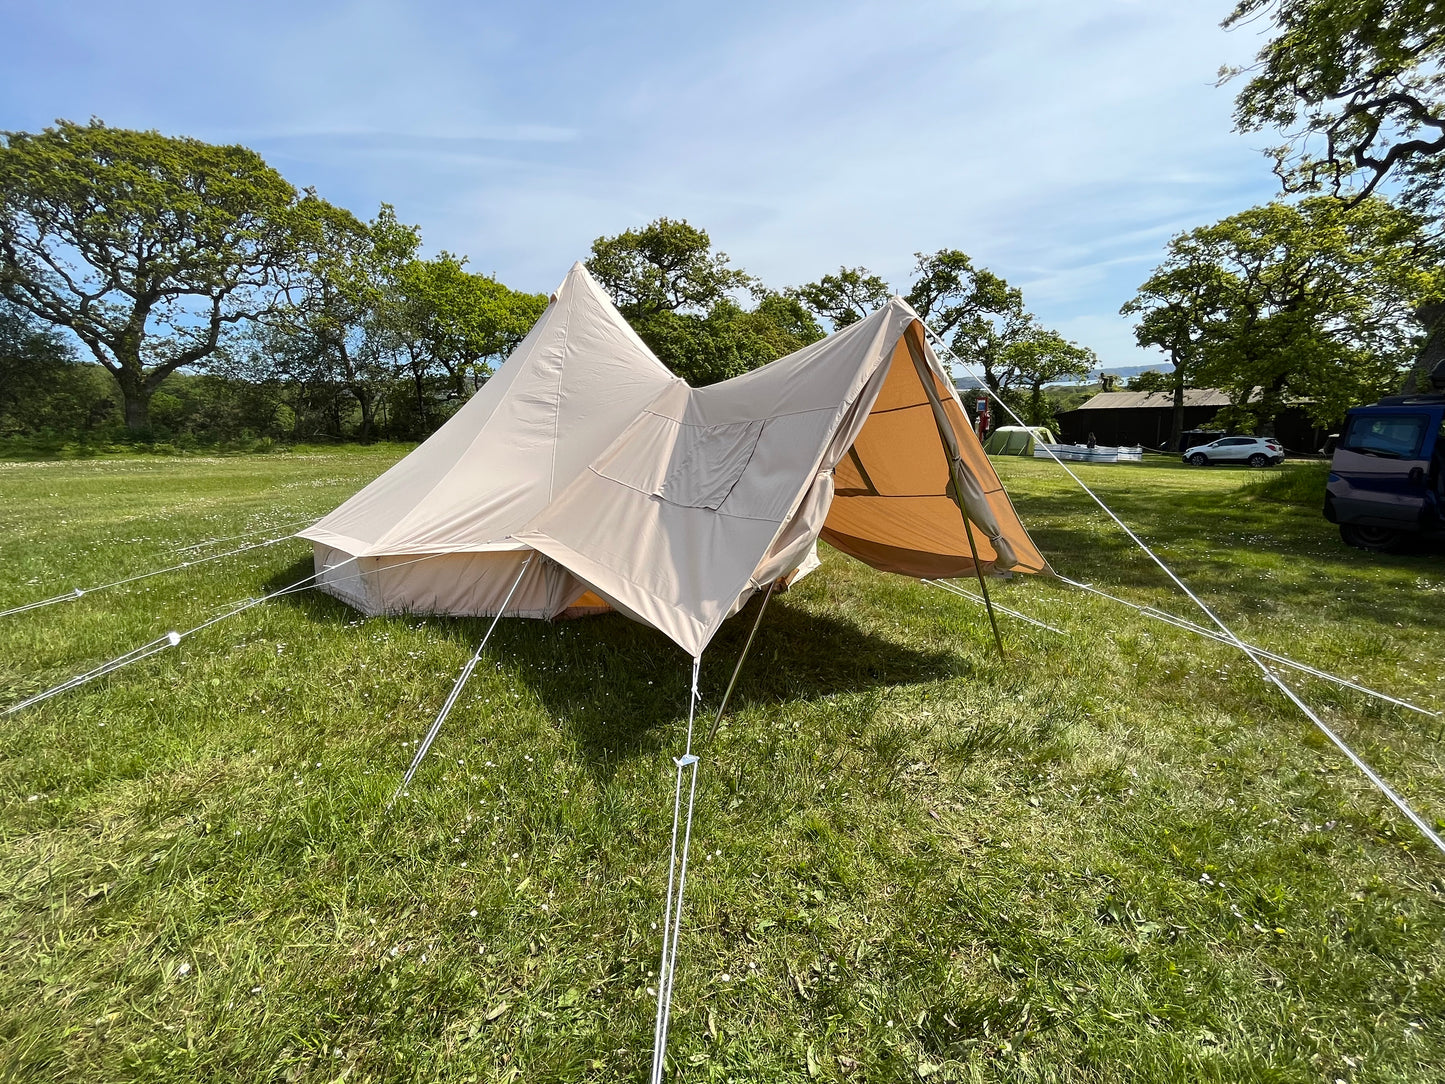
left=0, top=0, right=1283, bottom=363
left=254, top=127, right=579, bottom=147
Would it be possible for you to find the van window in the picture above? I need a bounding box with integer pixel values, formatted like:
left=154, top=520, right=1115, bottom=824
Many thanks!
left=1341, top=413, right=1429, bottom=458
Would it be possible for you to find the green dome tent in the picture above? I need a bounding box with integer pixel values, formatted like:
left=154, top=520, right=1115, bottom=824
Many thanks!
left=984, top=425, right=1055, bottom=456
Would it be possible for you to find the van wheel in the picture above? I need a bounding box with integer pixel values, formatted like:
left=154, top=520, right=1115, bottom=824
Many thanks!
left=1247, top=453, right=1268, bottom=467
left=1188, top=452, right=1208, bottom=466
left=1340, top=524, right=1402, bottom=553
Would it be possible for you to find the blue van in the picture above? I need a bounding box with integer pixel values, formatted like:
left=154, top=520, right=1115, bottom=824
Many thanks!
left=1324, top=395, right=1445, bottom=551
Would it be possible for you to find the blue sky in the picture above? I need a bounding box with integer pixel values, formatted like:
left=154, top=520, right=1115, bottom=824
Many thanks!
left=0, top=0, right=1280, bottom=366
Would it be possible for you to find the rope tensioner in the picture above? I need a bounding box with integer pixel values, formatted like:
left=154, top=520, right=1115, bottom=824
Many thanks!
left=2, top=552, right=447, bottom=717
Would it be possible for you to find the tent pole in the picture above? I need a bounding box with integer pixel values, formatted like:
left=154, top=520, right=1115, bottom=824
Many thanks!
left=901, top=328, right=1006, bottom=661
left=706, top=579, right=776, bottom=742
left=388, top=554, right=532, bottom=809
left=959, top=513, right=1006, bottom=660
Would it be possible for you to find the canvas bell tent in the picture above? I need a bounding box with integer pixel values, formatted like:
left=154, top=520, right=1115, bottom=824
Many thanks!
left=298, top=264, right=1052, bottom=1079
left=300, top=264, right=1049, bottom=658
left=10, top=265, right=1443, bottom=1084
left=299, top=264, right=676, bottom=621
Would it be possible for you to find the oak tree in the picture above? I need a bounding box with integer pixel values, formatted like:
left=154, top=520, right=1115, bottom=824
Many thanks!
left=587, top=218, right=819, bottom=385
left=1000, top=327, right=1097, bottom=428
left=1125, top=197, right=1427, bottom=432
left=260, top=203, right=419, bottom=441
left=0, top=120, right=309, bottom=430
left=390, top=254, right=546, bottom=418
left=1227, top=0, right=1445, bottom=209
left=904, top=249, right=1034, bottom=396
left=1225, top=0, right=1445, bottom=390
left=791, top=267, right=892, bottom=329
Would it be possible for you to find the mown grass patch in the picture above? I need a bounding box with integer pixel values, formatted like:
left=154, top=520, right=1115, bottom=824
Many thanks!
left=1238, top=461, right=1331, bottom=507
left=1, top=448, right=1442, bottom=1083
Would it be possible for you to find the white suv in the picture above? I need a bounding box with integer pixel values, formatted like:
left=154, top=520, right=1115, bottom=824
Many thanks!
left=1182, top=436, right=1284, bottom=467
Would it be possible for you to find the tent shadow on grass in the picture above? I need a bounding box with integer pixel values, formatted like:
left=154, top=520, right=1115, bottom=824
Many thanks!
left=511, top=601, right=964, bottom=785
left=264, top=558, right=961, bottom=785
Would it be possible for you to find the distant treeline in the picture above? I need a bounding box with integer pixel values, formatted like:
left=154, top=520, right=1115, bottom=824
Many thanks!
left=6, top=107, right=1441, bottom=452
left=0, top=121, right=1097, bottom=447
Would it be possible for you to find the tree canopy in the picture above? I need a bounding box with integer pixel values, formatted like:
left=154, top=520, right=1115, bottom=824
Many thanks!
left=391, top=254, right=546, bottom=402
left=999, top=327, right=1097, bottom=427
left=790, top=267, right=892, bottom=329
left=256, top=202, right=437, bottom=442
left=790, top=249, right=1092, bottom=426
left=0, top=119, right=310, bottom=430
left=0, top=122, right=1125, bottom=446
left=1225, top=1, right=1445, bottom=392
left=1226, top=0, right=1445, bottom=212
left=1124, top=196, right=1429, bottom=432
left=586, top=217, right=752, bottom=319
left=587, top=218, right=821, bottom=385
left=0, top=298, right=98, bottom=435
left=903, top=250, right=1036, bottom=396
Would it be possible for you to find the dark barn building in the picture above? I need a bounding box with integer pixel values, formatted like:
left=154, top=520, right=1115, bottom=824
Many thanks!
left=1055, top=389, right=1327, bottom=452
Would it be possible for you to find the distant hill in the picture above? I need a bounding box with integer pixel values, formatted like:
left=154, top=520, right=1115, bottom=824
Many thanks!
left=1070, top=364, right=1168, bottom=386
left=953, top=363, right=1169, bottom=393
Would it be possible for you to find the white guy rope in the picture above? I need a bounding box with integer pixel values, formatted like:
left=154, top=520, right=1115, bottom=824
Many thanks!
left=0, top=534, right=301, bottom=620
left=925, top=573, right=1438, bottom=719
left=2, top=632, right=185, bottom=714
left=172, top=516, right=315, bottom=554
left=924, top=322, right=1445, bottom=858
left=388, top=554, right=534, bottom=807
left=4, top=550, right=447, bottom=716
left=1057, top=575, right=1441, bottom=719
left=922, top=578, right=1065, bottom=634
left=651, top=656, right=703, bottom=1084
left=3, top=558, right=352, bottom=716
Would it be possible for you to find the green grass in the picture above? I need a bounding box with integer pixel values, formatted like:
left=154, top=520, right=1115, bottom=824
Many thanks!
left=1236, top=462, right=1330, bottom=507
left=1, top=450, right=1443, bottom=1083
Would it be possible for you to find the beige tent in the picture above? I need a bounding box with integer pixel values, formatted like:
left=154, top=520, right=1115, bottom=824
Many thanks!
left=302, top=263, right=1048, bottom=659
left=300, top=263, right=677, bottom=620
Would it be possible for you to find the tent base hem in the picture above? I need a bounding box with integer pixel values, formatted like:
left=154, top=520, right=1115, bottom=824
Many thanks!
left=309, top=544, right=606, bottom=621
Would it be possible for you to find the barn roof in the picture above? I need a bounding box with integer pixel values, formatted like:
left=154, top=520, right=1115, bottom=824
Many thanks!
left=1069, top=388, right=1234, bottom=411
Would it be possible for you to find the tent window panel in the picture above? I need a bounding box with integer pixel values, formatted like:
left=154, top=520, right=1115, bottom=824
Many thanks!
left=657, top=418, right=765, bottom=510
left=717, top=411, right=837, bottom=521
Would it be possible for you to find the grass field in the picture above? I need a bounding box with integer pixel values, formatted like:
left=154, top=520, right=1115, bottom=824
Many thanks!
left=1, top=448, right=1443, bottom=1083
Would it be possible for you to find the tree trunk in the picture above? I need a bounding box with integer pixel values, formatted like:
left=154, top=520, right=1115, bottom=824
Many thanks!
left=1258, top=373, right=1289, bottom=436
left=412, top=365, right=428, bottom=432
left=354, top=386, right=375, bottom=442
left=112, top=366, right=151, bottom=432
left=1169, top=369, right=1185, bottom=452
left=440, top=358, right=467, bottom=400
left=1401, top=301, right=1445, bottom=394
